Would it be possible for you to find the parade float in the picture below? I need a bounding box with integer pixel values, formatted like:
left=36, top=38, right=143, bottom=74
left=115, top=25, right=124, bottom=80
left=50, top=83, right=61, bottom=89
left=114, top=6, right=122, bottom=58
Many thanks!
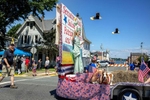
left=55, top=3, right=150, bottom=100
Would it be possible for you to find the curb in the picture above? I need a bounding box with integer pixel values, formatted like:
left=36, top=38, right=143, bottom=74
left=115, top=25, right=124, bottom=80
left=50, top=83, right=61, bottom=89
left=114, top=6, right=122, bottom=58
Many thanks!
left=37, top=72, right=57, bottom=76
left=0, top=72, right=57, bottom=77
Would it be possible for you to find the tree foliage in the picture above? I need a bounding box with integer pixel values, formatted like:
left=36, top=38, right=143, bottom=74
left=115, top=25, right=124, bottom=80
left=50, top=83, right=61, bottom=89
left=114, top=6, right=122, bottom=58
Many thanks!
left=42, top=29, right=58, bottom=60
left=137, top=54, right=149, bottom=63
left=0, top=0, right=58, bottom=48
left=7, top=24, right=22, bottom=38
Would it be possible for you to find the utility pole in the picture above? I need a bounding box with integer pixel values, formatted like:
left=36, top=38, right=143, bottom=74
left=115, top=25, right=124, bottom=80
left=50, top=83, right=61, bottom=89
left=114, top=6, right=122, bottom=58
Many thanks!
left=141, top=42, right=143, bottom=62
left=100, top=44, right=103, bottom=60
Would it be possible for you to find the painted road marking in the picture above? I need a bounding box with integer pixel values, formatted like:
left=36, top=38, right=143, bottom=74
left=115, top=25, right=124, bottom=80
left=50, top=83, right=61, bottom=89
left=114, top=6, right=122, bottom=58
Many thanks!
left=0, top=73, right=57, bottom=77
left=0, top=76, right=51, bottom=85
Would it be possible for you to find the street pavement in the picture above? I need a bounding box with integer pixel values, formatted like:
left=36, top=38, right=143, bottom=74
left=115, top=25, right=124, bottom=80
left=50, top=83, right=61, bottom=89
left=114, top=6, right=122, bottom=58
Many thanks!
left=0, top=72, right=72, bottom=100
left=0, top=70, right=115, bottom=100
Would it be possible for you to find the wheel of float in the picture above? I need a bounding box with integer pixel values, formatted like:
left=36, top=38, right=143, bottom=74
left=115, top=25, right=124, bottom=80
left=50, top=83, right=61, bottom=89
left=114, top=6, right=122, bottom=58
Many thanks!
left=118, top=88, right=142, bottom=100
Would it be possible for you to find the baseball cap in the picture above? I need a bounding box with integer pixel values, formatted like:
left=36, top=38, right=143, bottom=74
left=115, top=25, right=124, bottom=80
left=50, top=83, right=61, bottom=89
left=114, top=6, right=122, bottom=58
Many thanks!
left=9, top=43, right=15, bottom=46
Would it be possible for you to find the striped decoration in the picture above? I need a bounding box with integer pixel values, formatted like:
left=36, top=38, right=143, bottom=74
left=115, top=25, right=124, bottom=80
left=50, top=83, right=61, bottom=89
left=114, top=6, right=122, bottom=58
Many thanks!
left=57, top=64, right=74, bottom=77
left=107, top=64, right=129, bottom=67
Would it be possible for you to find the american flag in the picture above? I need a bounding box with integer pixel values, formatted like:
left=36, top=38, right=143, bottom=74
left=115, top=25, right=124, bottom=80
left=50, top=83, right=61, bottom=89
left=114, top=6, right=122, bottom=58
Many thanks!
left=138, top=61, right=150, bottom=82
left=146, top=72, right=150, bottom=79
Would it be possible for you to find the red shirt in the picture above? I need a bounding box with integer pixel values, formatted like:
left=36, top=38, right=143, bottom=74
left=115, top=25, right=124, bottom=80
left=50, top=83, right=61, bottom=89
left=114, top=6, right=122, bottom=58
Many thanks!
left=25, top=58, right=30, bottom=66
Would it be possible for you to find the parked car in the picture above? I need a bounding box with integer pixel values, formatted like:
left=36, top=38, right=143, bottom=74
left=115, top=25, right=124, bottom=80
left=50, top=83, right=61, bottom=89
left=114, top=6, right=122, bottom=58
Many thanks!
left=99, top=60, right=109, bottom=67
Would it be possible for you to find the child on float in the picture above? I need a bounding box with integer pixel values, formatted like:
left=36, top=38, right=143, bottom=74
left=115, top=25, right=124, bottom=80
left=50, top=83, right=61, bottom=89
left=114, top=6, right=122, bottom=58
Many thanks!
left=86, top=56, right=110, bottom=84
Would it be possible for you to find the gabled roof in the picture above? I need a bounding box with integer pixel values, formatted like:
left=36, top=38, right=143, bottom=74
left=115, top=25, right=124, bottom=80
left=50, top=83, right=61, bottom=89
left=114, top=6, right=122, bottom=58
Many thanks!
left=33, top=16, right=43, bottom=31
left=16, top=15, right=54, bottom=34
left=42, top=19, right=53, bottom=32
left=130, top=53, right=142, bottom=56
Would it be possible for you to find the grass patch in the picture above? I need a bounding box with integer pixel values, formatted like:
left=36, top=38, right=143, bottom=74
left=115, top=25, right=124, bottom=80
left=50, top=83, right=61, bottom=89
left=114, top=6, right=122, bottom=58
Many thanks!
left=36, top=68, right=55, bottom=71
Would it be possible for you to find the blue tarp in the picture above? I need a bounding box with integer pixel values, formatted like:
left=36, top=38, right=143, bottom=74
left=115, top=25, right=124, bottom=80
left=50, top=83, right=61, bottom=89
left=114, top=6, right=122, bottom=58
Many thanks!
left=0, top=48, right=31, bottom=56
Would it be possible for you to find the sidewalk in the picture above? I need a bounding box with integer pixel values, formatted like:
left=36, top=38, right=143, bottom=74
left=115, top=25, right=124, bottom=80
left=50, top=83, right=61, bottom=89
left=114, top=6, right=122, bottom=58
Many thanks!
left=0, top=68, right=57, bottom=77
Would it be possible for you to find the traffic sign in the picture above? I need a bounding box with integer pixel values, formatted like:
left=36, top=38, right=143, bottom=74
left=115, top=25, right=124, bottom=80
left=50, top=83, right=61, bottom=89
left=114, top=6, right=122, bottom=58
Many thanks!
left=30, top=47, right=37, bottom=54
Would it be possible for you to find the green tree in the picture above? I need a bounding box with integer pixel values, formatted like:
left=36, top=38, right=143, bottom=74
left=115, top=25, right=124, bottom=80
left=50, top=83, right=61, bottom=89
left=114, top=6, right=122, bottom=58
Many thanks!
left=41, top=29, right=58, bottom=61
left=0, top=0, right=58, bottom=48
left=7, top=24, right=22, bottom=38
left=137, top=54, right=149, bottom=63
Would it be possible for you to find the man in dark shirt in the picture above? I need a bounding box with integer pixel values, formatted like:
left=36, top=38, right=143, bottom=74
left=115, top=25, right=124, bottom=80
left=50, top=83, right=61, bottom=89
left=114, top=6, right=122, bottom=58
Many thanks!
left=0, top=44, right=17, bottom=89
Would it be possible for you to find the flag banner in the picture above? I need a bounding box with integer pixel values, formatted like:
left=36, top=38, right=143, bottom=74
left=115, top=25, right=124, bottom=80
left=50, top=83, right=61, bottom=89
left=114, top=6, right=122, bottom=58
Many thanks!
left=138, top=61, right=150, bottom=82
left=56, top=3, right=82, bottom=65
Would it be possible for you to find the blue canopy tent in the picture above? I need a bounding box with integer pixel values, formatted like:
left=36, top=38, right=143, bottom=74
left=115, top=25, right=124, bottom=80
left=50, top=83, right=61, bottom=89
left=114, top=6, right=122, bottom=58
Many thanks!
left=0, top=51, right=4, bottom=55
left=0, top=48, right=31, bottom=56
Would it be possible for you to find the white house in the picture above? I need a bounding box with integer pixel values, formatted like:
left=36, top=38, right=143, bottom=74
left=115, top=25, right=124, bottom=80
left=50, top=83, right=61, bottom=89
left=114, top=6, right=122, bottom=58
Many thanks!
left=16, top=14, right=55, bottom=65
left=16, top=14, right=91, bottom=67
left=81, top=21, right=91, bottom=67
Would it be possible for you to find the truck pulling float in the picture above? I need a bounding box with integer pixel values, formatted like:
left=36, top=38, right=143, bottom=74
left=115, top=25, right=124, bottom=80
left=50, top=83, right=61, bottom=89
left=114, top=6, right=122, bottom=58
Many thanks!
left=55, top=3, right=150, bottom=100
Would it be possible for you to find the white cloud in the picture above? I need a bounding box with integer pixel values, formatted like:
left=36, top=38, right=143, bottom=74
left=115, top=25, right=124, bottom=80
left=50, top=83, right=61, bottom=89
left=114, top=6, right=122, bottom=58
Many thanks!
left=91, top=50, right=96, bottom=52
left=90, top=45, right=150, bottom=59
left=109, top=48, right=150, bottom=59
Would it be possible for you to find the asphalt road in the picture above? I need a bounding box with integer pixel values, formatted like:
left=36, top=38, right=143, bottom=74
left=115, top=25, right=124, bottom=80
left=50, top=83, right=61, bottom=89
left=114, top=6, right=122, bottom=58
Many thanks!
left=0, top=75, right=72, bottom=100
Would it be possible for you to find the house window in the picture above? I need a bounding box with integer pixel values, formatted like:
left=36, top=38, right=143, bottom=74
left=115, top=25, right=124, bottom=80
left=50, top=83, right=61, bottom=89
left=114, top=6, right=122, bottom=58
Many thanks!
left=35, top=35, right=38, bottom=43
left=21, top=35, right=23, bottom=44
left=27, top=36, right=30, bottom=44
left=87, top=45, right=88, bottom=50
left=84, top=44, right=86, bottom=49
left=30, top=22, right=35, bottom=29
left=24, top=35, right=27, bottom=43
left=85, top=44, right=87, bottom=50
left=27, top=22, right=29, bottom=26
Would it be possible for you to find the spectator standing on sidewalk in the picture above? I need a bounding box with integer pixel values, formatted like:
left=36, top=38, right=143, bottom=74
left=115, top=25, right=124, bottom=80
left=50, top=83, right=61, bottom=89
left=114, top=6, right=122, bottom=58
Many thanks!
left=32, top=60, right=37, bottom=76
left=16, top=56, right=22, bottom=74
left=45, top=56, right=50, bottom=75
left=0, top=43, right=17, bottom=89
left=21, top=55, right=26, bottom=72
left=29, top=58, right=34, bottom=70
left=25, top=57, right=30, bottom=73
left=38, top=59, right=42, bottom=69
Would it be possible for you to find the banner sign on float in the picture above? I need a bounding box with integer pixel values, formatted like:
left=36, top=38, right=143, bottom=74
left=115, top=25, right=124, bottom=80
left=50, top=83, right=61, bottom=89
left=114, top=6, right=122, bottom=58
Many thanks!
left=56, top=3, right=83, bottom=75
left=56, top=3, right=83, bottom=65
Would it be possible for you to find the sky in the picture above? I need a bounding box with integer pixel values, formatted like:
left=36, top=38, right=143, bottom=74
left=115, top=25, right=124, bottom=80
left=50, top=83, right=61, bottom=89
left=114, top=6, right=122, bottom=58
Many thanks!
left=16, top=0, right=150, bottom=59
